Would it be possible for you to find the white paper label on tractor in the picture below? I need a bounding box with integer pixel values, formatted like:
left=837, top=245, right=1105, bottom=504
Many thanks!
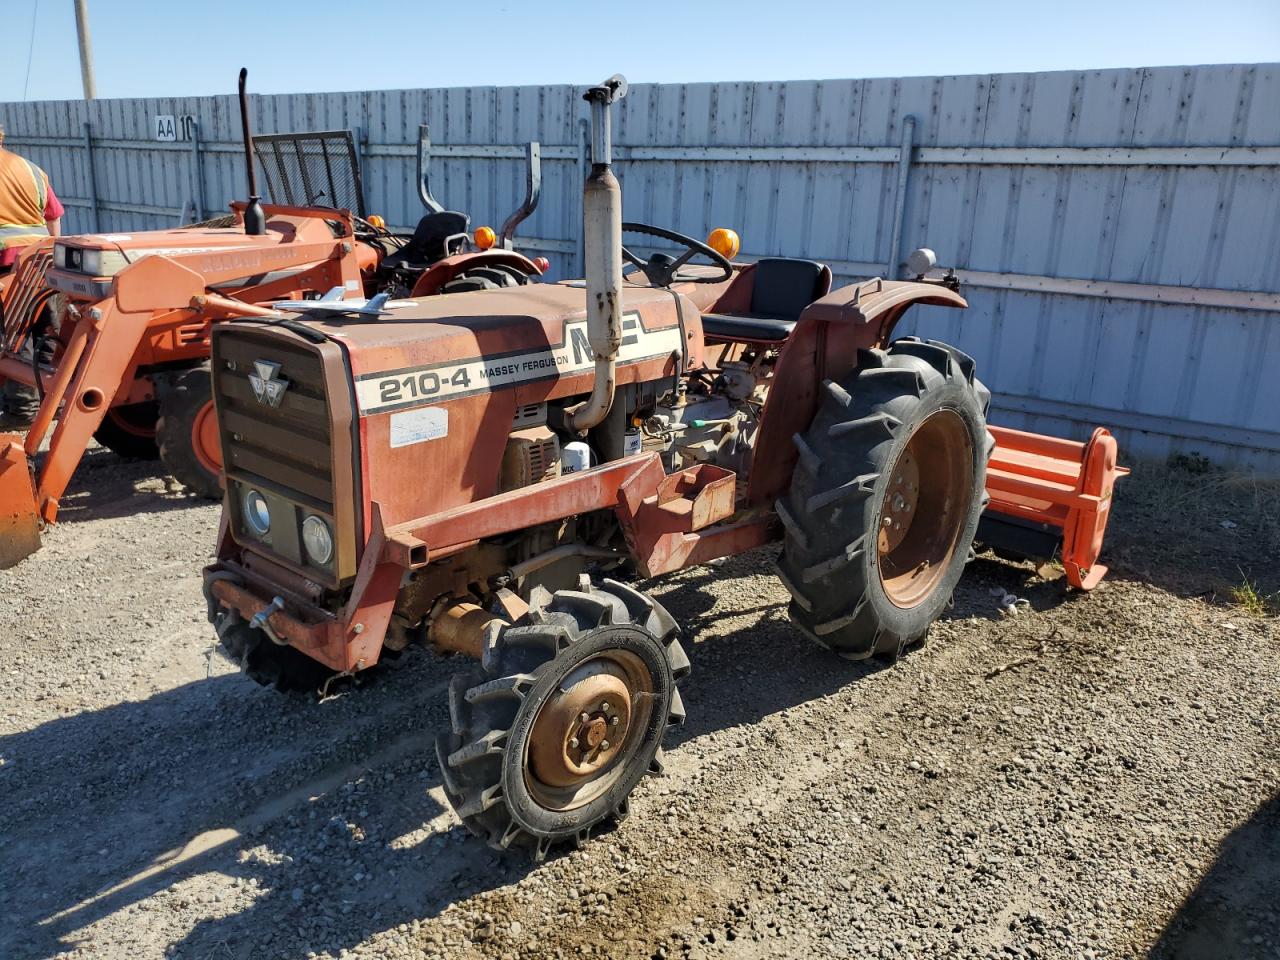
left=389, top=407, right=449, bottom=448
left=354, top=311, right=681, bottom=415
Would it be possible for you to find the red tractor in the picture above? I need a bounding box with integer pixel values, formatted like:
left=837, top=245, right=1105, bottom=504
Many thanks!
left=0, top=70, right=545, bottom=567
left=198, top=75, right=1124, bottom=859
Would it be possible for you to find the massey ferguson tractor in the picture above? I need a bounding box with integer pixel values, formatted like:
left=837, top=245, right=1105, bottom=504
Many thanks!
left=0, top=70, right=545, bottom=568
left=199, top=75, right=1124, bottom=859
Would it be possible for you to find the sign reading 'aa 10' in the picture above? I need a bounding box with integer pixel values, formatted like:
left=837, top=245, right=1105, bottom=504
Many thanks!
left=154, top=115, right=197, bottom=142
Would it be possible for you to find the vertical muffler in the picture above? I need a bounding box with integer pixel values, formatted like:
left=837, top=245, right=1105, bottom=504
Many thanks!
left=568, top=75, right=628, bottom=433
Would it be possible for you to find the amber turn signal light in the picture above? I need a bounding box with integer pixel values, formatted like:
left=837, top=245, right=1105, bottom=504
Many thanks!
left=473, top=226, right=497, bottom=250
left=707, top=228, right=740, bottom=260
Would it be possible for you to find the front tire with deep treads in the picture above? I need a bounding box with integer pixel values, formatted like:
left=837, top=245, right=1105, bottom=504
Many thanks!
left=93, top=402, right=160, bottom=460
left=157, top=365, right=223, bottom=499
left=436, top=578, right=688, bottom=860
left=776, top=337, right=994, bottom=660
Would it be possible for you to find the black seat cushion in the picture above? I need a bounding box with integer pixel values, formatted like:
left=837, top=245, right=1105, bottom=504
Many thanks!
left=750, top=258, right=827, bottom=322
left=702, top=258, right=827, bottom=342
left=701, top=313, right=795, bottom=343
left=382, top=210, right=470, bottom=268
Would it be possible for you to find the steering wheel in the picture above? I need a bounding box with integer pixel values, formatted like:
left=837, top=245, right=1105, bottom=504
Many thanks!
left=621, top=222, right=732, bottom=287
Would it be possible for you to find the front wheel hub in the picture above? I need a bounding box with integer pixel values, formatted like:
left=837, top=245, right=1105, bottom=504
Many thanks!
left=528, top=663, right=634, bottom=788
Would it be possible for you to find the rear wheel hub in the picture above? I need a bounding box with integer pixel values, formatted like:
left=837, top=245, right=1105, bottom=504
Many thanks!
left=877, top=408, right=973, bottom=609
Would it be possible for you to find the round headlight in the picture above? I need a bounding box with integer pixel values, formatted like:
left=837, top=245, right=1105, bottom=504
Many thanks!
left=242, top=488, right=271, bottom=536
left=302, top=515, right=334, bottom=565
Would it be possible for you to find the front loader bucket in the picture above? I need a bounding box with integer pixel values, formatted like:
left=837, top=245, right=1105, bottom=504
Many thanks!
left=0, top=434, right=42, bottom=568
left=979, top=426, right=1128, bottom=591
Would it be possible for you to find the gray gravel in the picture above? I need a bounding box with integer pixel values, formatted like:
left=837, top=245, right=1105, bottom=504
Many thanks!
left=1, top=444, right=1277, bottom=959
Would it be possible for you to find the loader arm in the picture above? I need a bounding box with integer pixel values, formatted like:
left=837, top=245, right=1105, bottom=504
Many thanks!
left=0, top=230, right=363, bottom=567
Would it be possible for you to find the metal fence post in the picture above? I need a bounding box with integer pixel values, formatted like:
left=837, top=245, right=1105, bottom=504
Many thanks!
left=82, top=121, right=100, bottom=232
left=885, top=115, right=917, bottom=279
left=189, top=119, right=205, bottom=223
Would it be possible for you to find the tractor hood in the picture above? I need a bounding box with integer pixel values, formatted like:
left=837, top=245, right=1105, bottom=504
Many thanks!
left=287, top=281, right=707, bottom=418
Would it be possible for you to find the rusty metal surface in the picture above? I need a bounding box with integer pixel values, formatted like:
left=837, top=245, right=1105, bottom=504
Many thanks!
left=0, top=435, right=41, bottom=568
left=212, top=325, right=361, bottom=586
left=388, top=454, right=661, bottom=556
left=427, top=600, right=501, bottom=660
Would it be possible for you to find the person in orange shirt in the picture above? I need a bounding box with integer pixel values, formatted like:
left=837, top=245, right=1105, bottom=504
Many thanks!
left=0, top=121, right=65, bottom=425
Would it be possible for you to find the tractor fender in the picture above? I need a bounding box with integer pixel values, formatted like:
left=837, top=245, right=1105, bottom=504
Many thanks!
left=743, top=278, right=968, bottom=508
left=409, top=250, right=543, bottom=297
left=798, top=278, right=967, bottom=348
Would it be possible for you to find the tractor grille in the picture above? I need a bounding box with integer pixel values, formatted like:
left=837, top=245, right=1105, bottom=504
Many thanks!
left=211, top=325, right=358, bottom=584
left=214, top=331, right=334, bottom=505
left=1, top=247, right=55, bottom=355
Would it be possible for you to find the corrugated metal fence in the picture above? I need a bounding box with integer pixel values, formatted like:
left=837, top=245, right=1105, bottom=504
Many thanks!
left=3, top=63, right=1278, bottom=470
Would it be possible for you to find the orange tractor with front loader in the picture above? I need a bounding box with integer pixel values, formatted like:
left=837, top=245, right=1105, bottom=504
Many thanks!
left=194, top=75, right=1125, bottom=860
left=0, top=70, right=546, bottom=567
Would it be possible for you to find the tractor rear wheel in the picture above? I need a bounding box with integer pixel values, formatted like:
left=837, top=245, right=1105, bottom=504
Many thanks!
left=93, top=402, right=160, bottom=460
left=157, top=365, right=223, bottom=499
left=436, top=578, right=688, bottom=860
left=776, top=338, right=993, bottom=659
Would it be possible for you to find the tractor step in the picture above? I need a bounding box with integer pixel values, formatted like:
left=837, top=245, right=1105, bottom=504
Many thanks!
left=981, top=425, right=1127, bottom=590
left=0, top=434, right=41, bottom=568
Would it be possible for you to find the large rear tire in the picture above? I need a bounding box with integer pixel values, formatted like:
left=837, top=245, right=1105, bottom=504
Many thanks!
left=436, top=579, right=688, bottom=860
left=93, top=402, right=160, bottom=460
left=157, top=365, right=223, bottom=499
left=776, top=338, right=993, bottom=659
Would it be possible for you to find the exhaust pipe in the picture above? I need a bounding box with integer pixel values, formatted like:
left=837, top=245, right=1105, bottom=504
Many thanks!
left=568, top=74, right=628, bottom=433
left=237, top=68, right=266, bottom=236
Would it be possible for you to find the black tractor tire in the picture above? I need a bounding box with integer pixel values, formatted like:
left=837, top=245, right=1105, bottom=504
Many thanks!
left=93, top=402, right=161, bottom=460
left=436, top=578, right=688, bottom=860
left=212, top=603, right=337, bottom=695
left=440, top=263, right=530, bottom=294
left=776, top=337, right=994, bottom=660
left=157, top=366, right=223, bottom=499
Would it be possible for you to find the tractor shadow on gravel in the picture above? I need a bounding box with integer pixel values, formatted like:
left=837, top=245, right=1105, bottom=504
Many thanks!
left=36, top=444, right=214, bottom=526
left=5, top=548, right=1093, bottom=960
left=1147, top=790, right=1280, bottom=959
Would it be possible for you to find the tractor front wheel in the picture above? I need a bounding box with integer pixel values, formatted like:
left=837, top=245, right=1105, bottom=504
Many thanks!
left=776, top=338, right=994, bottom=659
left=93, top=402, right=160, bottom=460
left=157, top=366, right=223, bottom=499
left=437, top=579, right=688, bottom=860
left=212, top=604, right=338, bottom=694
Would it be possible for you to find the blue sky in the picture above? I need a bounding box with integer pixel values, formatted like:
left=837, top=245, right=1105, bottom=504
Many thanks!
left=3, top=0, right=1278, bottom=101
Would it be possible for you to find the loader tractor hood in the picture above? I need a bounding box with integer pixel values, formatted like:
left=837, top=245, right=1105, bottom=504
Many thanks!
left=46, top=213, right=343, bottom=299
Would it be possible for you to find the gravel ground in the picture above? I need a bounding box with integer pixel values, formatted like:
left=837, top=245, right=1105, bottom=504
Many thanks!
left=1, top=442, right=1277, bottom=960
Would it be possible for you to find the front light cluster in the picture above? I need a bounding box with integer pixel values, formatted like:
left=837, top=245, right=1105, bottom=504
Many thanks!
left=53, top=243, right=128, bottom=277
left=243, top=488, right=271, bottom=535
left=240, top=486, right=333, bottom=567
left=301, top=515, right=334, bottom=565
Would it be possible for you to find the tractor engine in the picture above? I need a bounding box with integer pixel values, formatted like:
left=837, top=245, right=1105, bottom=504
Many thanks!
left=640, top=352, right=768, bottom=482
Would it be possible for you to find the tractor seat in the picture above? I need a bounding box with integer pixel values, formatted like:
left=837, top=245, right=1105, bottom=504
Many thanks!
left=382, top=210, right=470, bottom=269
left=701, top=257, right=828, bottom=343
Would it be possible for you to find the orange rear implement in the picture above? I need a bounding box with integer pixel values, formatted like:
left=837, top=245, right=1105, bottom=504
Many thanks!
left=981, top=425, right=1128, bottom=590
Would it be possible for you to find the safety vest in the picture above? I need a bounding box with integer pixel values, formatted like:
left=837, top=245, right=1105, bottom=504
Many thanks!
left=0, top=149, right=52, bottom=251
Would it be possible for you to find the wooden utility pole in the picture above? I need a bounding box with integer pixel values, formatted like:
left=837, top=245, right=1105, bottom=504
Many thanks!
left=73, top=0, right=97, bottom=99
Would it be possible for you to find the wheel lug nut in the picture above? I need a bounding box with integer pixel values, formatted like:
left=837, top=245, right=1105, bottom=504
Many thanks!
left=610, top=716, right=620, bottom=726
left=569, top=737, right=579, bottom=749
left=600, top=740, right=610, bottom=750
left=579, top=712, right=590, bottom=723
left=600, top=702, right=610, bottom=712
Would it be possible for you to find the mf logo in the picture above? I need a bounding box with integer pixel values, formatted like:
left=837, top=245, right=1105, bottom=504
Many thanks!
left=248, top=360, right=290, bottom=408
